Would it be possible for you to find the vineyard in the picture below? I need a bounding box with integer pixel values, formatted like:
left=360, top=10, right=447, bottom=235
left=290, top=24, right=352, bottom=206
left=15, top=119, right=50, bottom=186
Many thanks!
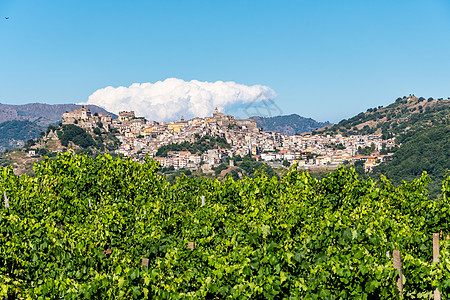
left=1, top=152, right=450, bottom=299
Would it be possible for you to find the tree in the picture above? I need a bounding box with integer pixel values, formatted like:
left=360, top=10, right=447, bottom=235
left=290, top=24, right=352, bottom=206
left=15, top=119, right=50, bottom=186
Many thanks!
left=58, top=124, right=95, bottom=148
left=230, top=169, right=240, bottom=181
left=214, top=163, right=228, bottom=176
left=25, top=139, right=35, bottom=148
left=93, top=127, right=101, bottom=135
left=282, top=160, right=291, bottom=167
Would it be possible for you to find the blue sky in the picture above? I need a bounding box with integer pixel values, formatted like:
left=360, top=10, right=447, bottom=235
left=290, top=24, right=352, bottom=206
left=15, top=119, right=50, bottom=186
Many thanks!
left=1, top=0, right=450, bottom=122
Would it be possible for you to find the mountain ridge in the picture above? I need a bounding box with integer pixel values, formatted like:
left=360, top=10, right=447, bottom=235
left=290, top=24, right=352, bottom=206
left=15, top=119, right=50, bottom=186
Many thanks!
left=0, top=103, right=116, bottom=124
left=250, top=114, right=331, bottom=135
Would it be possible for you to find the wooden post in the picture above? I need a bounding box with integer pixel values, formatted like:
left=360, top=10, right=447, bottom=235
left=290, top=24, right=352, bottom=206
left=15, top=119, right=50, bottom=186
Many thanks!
left=201, top=196, right=205, bottom=207
left=4, top=191, right=9, bottom=209
left=393, top=250, right=403, bottom=298
left=142, top=258, right=149, bottom=267
left=433, top=233, right=441, bottom=300
left=188, top=242, right=195, bottom=250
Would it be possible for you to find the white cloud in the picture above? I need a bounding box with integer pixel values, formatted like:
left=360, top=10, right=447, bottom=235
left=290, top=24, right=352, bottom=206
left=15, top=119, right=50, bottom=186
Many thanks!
left=83, top=78, right=276, bottom=121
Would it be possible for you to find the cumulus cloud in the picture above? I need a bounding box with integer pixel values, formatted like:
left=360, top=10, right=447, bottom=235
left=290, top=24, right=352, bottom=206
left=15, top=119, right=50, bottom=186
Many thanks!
left=83, top=78, right=276, bottom=121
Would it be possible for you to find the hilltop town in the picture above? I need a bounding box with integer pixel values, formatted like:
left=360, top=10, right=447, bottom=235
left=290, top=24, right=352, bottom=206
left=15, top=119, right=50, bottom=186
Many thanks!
left=34, top=106, right=395, bottom=174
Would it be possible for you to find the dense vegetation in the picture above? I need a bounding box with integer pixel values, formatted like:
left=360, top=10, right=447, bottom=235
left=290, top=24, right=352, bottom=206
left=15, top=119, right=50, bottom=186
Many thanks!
left=156, top=135, right=231, bottom=157
left=373, top=124, right=450, bottom=198
left=54, top=124, right=120, bottom=152
left=57, top=124, right=96, bottom=148
left=210, top=156, right=279, bottom=181
left=251, top=114, right=331, bottom=135
left=1, top=152, right=450, bottom=299
left=229, top=155, right=278, bottom=180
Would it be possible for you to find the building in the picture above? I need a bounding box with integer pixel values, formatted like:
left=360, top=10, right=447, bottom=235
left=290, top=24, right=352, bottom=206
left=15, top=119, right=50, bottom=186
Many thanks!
left=62, top=106, right=92, bottom=123
left=118, top=111, right=135, bottom=122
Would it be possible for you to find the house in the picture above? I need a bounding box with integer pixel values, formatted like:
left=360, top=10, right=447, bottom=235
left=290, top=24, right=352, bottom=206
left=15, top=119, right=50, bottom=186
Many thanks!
left=283, top=151, right=295, bottom=161
left=167, top=122, right=186, bottom=132
left=261, top=153, right=276, bottom=161
left=118, top=111, right=135, bottom=122
left=252, top=155, right=261, bottom=161
left=62, top=106, right=92, bottom=123
left=364, top=156, right=378, bottom=172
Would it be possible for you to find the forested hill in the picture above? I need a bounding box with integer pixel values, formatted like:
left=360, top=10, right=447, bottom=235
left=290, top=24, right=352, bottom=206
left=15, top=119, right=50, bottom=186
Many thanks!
left=317, top=95, right=450, bottom=137
left=372, top=124, right=450, bottom=198
left=250, top=114, right=331, bottom=135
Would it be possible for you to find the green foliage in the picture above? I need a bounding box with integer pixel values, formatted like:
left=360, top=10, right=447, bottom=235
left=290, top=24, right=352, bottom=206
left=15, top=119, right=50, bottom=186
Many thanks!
left=156, top=135, right=230, bottom=157
left=0, top=153, right=11, bottom=167
left=93, top=127, right=101, bottom=135
left=1, top=154, right=450, bottom=298
left=213, top=163, right=228, bottom=176
left=160, top=165, right=175, bottom=173
left=358, top=142, right=376, bottom=155
left=238, top=156, right=278, bottom=180
left=24, top=139, right=35, bottom=148
left=58, top=124, right=95, bottom=148
left=373, top=125, right=450, bottom=198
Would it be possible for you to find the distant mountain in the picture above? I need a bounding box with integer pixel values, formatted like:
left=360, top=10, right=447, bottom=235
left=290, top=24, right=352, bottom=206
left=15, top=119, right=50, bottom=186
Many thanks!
left=0, top=120, right=43, bottom=152
left=0, top=103, right=116, bottom=125
left=250, top=114, right=331, bottom=135
left=0, top=103, right=116, bottom=152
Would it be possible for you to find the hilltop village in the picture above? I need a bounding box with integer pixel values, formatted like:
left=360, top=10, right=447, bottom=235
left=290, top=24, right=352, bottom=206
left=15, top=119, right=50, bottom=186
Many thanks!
left=50, top=106, right=396, bottom=173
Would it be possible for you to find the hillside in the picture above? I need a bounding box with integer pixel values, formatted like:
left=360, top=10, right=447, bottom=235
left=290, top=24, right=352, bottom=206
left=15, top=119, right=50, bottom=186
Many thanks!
left=0, top=103, right=116, bottom=152
left=315, top=95, right=450, bottom=198
left=250, top=114, right=331, bottom=135
left=372, top=124, right=450, bottom=198
left=0, top=120, right=43, bottom=152
left=317, top=95, right=450, bottom=137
